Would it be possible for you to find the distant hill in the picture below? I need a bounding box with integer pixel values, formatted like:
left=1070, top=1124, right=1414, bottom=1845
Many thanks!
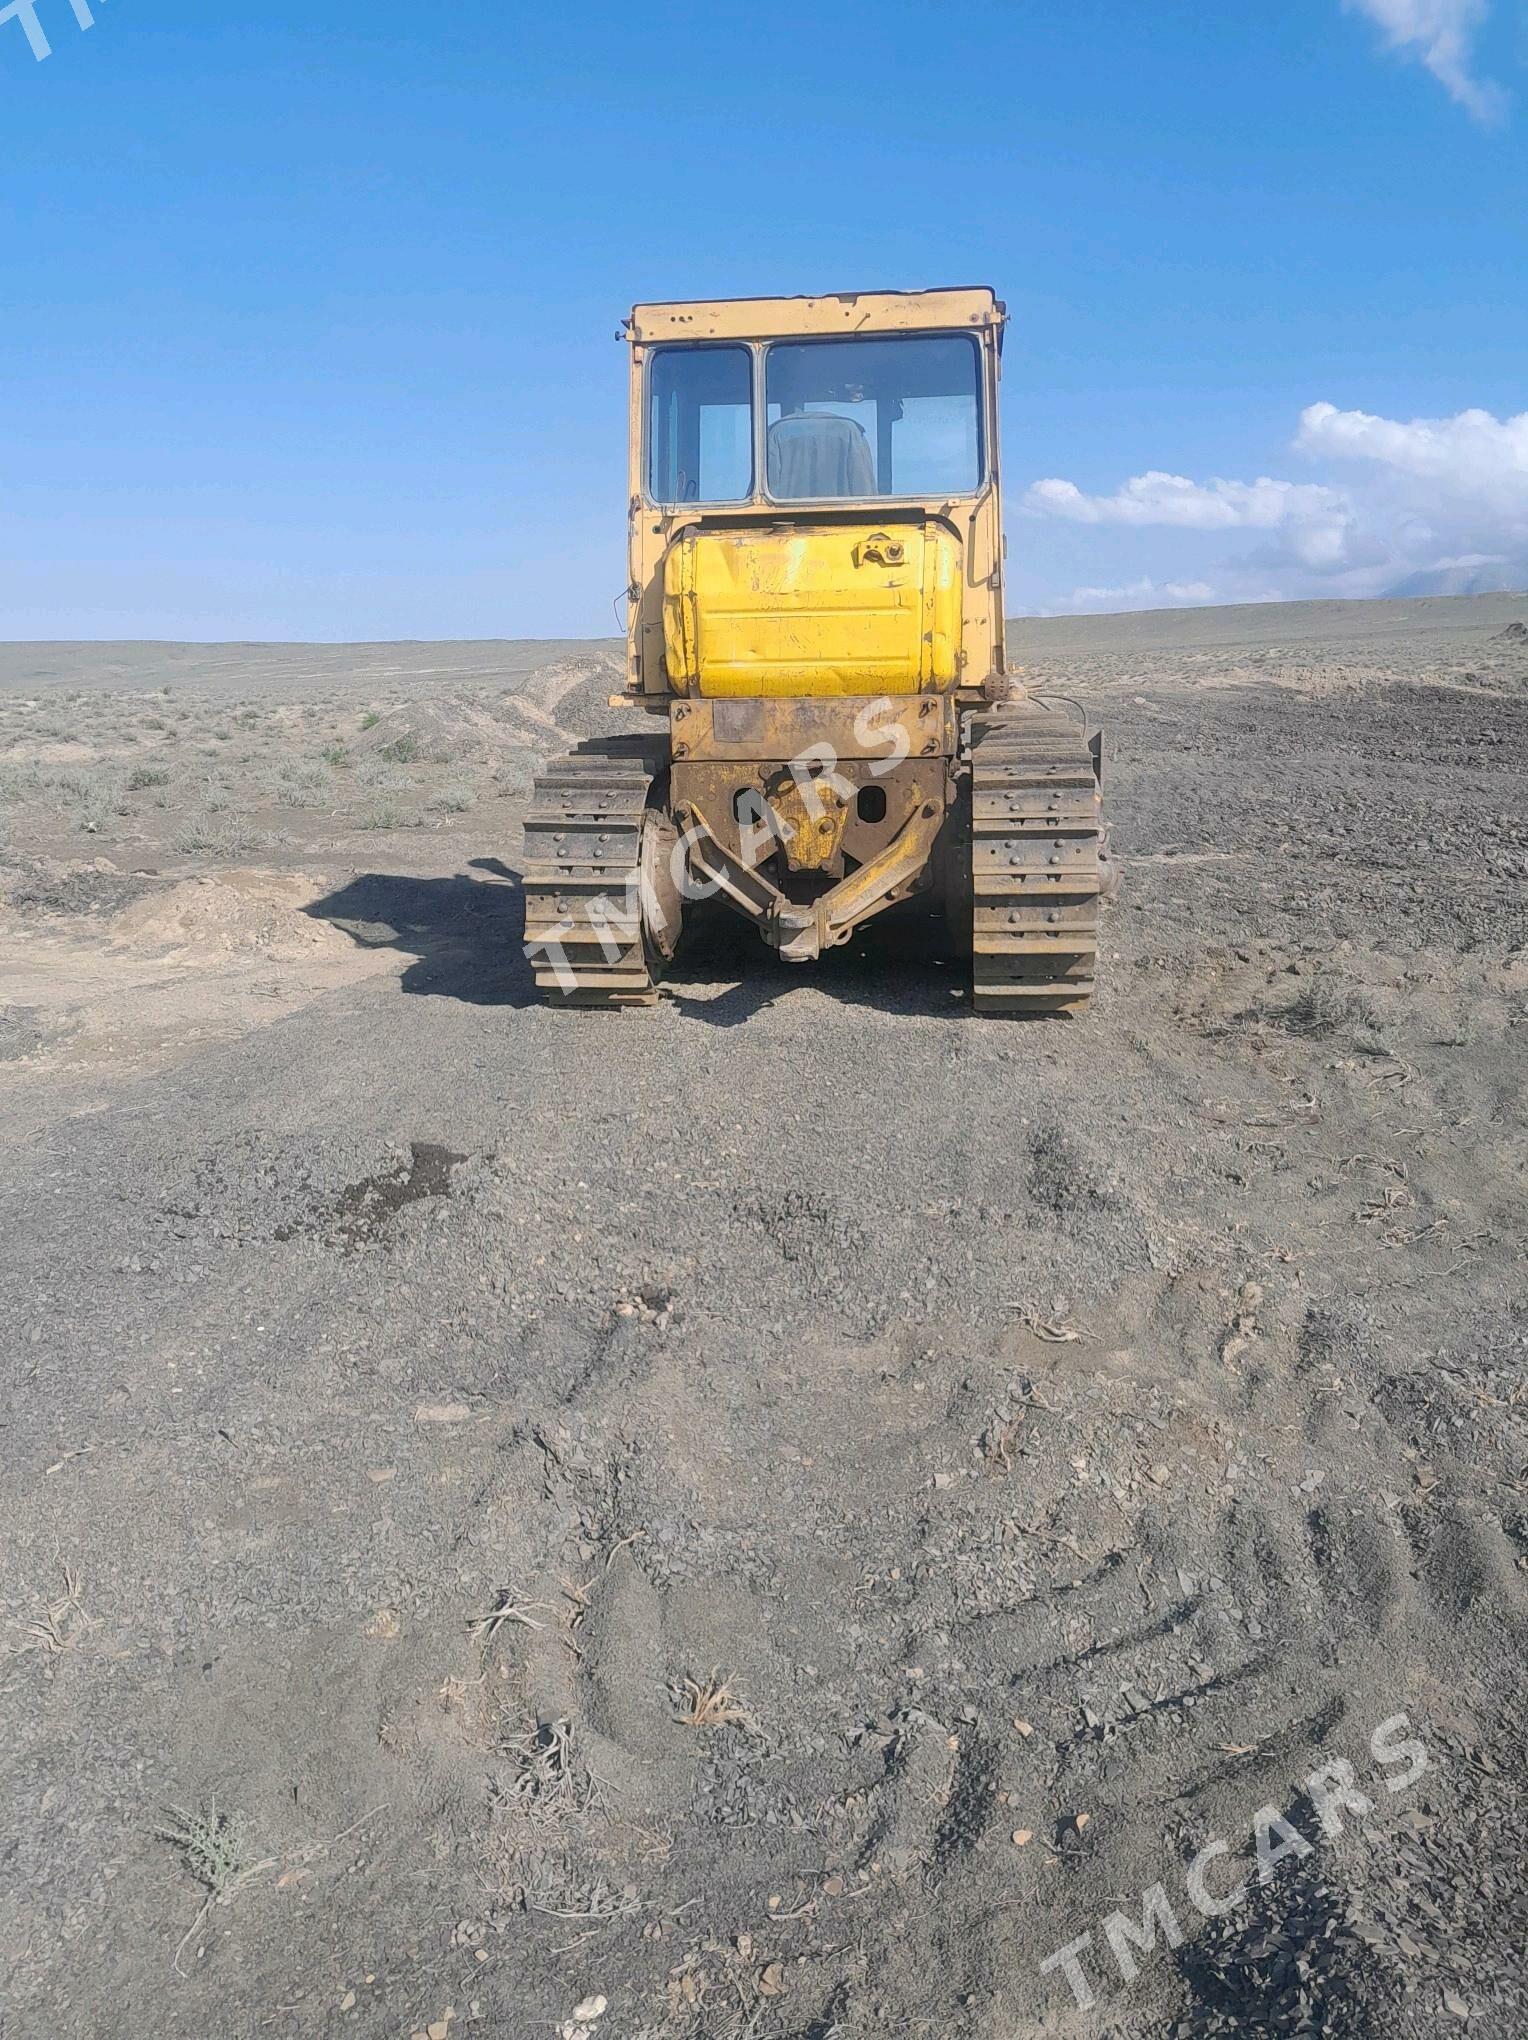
left=1385, top=559, right=1528, bottom=599
left=1011, top=589, right=1528, bottom=655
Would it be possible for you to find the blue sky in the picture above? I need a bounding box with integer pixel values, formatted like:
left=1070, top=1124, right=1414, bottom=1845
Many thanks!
left=2, top=0, right=1525, bottom=637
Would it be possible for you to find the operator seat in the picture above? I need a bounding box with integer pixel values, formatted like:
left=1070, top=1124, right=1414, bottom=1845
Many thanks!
left=767, top=411, right=878, bottom=499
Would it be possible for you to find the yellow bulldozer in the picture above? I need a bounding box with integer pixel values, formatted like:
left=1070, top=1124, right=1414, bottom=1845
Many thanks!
left=523, top=286, right=1106, bottom=1014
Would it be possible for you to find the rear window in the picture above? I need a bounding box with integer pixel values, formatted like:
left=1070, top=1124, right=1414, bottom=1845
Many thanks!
left=647, top=345, right=753, bottom=505
left=764, top=334, right=983, bottom=500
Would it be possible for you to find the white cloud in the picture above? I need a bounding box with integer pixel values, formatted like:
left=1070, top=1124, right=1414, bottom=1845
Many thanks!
left=1297, top=401, right=1528, bottom=517
left=1025, top=472, right=1345, bottom=531
left=1024, top=470, right=1361, bottom=573
left=1346, top=0, right=1508, bottom=123
left=1062, top=576, right=1218, bottom=613
left=1022, top=401, right=1528, bottom=609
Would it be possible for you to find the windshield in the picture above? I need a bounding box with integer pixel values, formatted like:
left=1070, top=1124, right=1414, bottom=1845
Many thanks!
left=646, top=333, right=986, bottom=507
left=765, top=334, right=982, bottom=500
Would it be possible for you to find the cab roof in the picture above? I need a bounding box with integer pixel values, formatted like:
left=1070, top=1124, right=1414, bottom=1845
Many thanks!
left=625, top=287, right=1003, bottom=345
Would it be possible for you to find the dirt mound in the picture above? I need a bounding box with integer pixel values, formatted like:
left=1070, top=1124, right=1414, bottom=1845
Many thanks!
left=512, top=648, right=624, bottom=718
left=1494, top=620, right=1527, bottom=641
left=107, top=868, right=353, bottom=961
left=509, top=648, right=631, bottom=743
left=349, top=656, right=633, bottom=780
left=0, top=867, right=404, bottom=1094
left=352, top=695, right=528, bottom=768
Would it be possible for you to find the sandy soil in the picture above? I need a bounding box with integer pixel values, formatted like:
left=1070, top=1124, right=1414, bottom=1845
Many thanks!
left=1, top=594, right=1525, bottom=2039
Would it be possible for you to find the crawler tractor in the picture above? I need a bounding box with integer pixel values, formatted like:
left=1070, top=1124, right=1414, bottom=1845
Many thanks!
left=524, top=287, right=1106, bottom=1013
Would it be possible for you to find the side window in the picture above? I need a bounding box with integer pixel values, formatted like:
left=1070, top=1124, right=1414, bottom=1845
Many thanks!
left=647, top=346, right=753, bottom=504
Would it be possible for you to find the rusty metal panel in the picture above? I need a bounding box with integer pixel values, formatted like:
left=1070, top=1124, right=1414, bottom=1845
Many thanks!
left=669, top=695, right=956, bottom=764
left=627, top=288, right=1002, bottom=343
left=670, top=760, right=950, bottom=960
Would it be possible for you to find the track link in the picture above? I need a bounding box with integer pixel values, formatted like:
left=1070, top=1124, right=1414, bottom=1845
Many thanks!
left=522, top=737, right=667, bottom=1008
left=967, top=703, right=1103, bottom=1015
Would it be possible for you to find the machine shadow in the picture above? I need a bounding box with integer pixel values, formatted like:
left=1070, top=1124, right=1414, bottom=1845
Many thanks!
left=665, top=902, right=970, bottom=1027
left=305, top=869, right=972, bottom=1021
left=303, top=861, right=538, bottom=1007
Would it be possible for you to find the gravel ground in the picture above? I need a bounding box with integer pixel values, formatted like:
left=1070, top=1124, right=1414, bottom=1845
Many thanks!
left=1, top=593, right=1525, bottom=2039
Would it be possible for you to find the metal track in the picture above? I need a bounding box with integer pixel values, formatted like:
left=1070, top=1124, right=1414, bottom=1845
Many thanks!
left=967, top=703, right=1102, bottom=1016
left=522, top=737, right=667, bottom=1008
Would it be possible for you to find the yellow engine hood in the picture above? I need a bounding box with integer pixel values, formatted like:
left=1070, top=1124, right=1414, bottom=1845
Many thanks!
left=662, top=522, right=963, bottom=697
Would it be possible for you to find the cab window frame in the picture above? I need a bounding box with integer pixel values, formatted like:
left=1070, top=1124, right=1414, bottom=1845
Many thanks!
left=640, top=330, right=992, bottom=512
left=643, top=340, right=757, bottom=509
left=760, top=331, right=986, bottom=507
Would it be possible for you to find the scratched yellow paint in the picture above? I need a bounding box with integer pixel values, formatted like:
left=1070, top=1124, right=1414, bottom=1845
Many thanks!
left=662, top=523, right=962, bottom=697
